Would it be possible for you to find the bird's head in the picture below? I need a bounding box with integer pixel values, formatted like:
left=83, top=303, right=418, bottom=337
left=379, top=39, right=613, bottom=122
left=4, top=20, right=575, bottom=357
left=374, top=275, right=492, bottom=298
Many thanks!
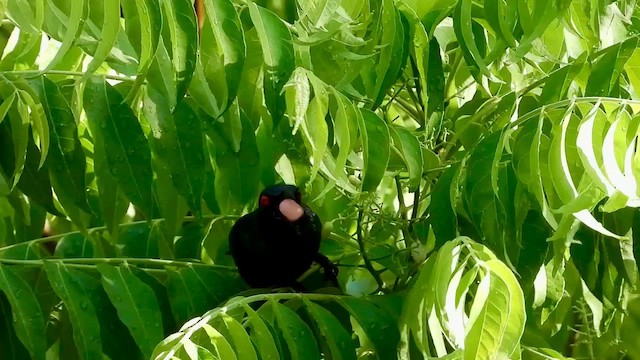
left=258, top=184, right=305, bottom=222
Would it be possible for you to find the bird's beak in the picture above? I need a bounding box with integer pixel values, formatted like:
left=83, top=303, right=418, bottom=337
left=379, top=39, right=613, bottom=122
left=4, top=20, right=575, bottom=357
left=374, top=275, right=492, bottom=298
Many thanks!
left=279, top=198, right=304, bottom=222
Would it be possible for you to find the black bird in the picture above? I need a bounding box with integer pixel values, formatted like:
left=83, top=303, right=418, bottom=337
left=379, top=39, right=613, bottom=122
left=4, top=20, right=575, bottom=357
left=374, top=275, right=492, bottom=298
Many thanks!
left=228, top=184, right=338, bottom=289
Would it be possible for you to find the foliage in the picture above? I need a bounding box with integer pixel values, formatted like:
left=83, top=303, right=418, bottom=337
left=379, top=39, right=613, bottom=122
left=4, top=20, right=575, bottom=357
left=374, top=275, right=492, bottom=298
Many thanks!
left=0, top=0, right=640, bottom=359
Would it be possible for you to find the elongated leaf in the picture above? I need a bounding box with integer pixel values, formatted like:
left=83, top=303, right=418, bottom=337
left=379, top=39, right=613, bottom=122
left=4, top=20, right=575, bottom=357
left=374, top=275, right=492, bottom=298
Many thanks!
left=243, top=305, right=280, bottom=360
left=302, top=89, right=328, bottom=184
left=586, top=37, right=638, bottom=97
left=33, top=76, right=89, bottom=212
left=372, top=0, right=408, bottom=108
left=336, top=297, right=399, bottom=360
left=0, top=291, right=30, bottom=360
left=0, top=264, right=46, bottom=360
left=211, top=112, right=260, bottom=214
left=219, top=313, right=258, bottom=360
left=166, top=267, right=244, bottom=325
left=161, top=0, right=198, bottom=101
left=81, top=1, right=120, bottom=80
left=121, top=0, right=161, bottom=74
left=464, top=259, right=525, bottom=360
left=390, top=127, right=423, bottom=191
left=270, top=300, right=319, bottom=360
left=40, top=0, right=85, bottom=73
left=304, top=300, right=356, bottom=360
left=201, top=0, right=246, bottom=114
left=97, top=263, right=163, bottom=359
left=452, top=0, right=491, bottom=77
left=44, top=261, right=103, bottom=360
left=358, top=109, right=391, bottom=191
left=83, top=78, right=154, bottom=218
left=249, top=2, right=295, bottom=123
left=154, top=101, right=205, bottom=217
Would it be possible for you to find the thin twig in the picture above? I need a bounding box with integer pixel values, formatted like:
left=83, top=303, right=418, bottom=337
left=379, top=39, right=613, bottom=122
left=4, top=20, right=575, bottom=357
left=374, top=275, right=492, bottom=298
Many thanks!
left=356, top=209, right=384, bottom=292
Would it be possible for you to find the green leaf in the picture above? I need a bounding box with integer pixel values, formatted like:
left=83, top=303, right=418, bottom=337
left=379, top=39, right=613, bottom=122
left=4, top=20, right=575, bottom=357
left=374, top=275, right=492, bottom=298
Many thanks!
left=97, top=263, right=164, bottom=359
left=166, top=267, right=244, bottom=325
left=201, top=0, right=246, bottom=115
left=121, top=0, right=162, bottom=74
left=81, top=1, right=121, bottom=79
left=161, top=0, right=198, bottom=101
left=372, top=0, right=408, bottom=108
left=39, top=0, right=85, bottom=73
left=270, top=300, right=320, bottom=360
left=303, top=299, right=356, bottom=360
left=358, top=109, right=391, bottom=192
left=154, top=100, right=206, bottom=217
left=390, top=127, right=423, bottom=191
left=83, top=78, right=154, bottom=218
left=249, top=2, right=295, bottom=123
left=586, top=37, right=638, bottom=97
left=114, top=222, right=158, bottom=258
left=452, top=0, right=491, bottom=78
left=54, top=233, right=94, bottom=258
left=464, top=260, right=525, bottom=360
left=0, top=264, right=46, bottom=360
left=33, top=76, right=89, bottom=213
left=0, top=291, right=30, bottom=360
left=210, top=111, right=260, bottom=214
left=336, top=297, right=399, bottom=360
left=243, top=305, right=280, bottom=360
left=43, top=261, right=103, bottom=360
left=219, top=313, right=258, bottom=360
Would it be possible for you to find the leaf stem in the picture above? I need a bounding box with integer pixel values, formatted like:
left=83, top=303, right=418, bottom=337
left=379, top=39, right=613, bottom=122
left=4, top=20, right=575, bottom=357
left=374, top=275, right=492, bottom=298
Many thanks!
left=4, top=70, right=135, bottom=82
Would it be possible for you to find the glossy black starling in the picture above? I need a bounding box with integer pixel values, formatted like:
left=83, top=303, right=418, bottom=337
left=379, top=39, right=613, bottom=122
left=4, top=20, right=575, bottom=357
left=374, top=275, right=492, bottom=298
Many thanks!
left=228, top=184, right=338, bottom=289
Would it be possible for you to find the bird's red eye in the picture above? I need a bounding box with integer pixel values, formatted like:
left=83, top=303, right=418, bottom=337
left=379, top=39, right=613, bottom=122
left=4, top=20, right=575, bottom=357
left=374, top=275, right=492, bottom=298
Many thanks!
left=259, top=195, right=270, bottom=207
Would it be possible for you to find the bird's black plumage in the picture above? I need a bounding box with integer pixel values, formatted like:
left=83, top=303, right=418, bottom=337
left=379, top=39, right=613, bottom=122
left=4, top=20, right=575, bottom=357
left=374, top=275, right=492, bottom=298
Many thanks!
left=228, top=184, right=337, bottom=289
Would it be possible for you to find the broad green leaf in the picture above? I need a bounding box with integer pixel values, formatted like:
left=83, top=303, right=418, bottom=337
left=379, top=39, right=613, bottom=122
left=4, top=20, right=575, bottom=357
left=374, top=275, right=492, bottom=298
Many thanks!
left=269, top=300, right=320, bottom=360
left=201, top=0, right=246, bottom=114
left=539, top=57, right=586, bottom=104
left=336, top=297, right=399, bottom=360
left=304, top=299, right=356, bottom=360
left=585, top=37, right=638, bottom=97
left=54, top=233, right=94, bottom=258
left=91, top=116, right=129, bottom=237
left=115, top=222, right=158, bottom=258
left=84, top=78, right=154, bottom=218
left=2, top=127, right=59, bottom=215
left=243, top=305, right=280, bottom=360
left=198, top=323, right=237, bottom=360
left=372, top=0, right=408, bottom=108
left=210, top=112, right=260, bottom=214
left=220, top=313, right=258, bottom=360
left=161, top=0, right=198, bottom=101
left=33, top=76, right=89, bottom=213
left=43, top=261, right=103, bottom=360
left=167, top=267, right=244, bottom=325
left=302, top=85, right=328, bottom=183
left=390, top=127, right=423, bottom=191
left=428, top=164, right=458, bottom=246
left=0, top=291, right=31, bottom=360
left=452, top=0, right=491, bottom=78
left=97, top=263, right=164, bottom=359
left=249, top=2, right=295, bottom=123
left=154, top=100, right=206, bottom=218
left=121, top=0, right=161, bottom=78
left=358, top=109, right=391, bottom=192
left=0, top=264, right=46, bottom=360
